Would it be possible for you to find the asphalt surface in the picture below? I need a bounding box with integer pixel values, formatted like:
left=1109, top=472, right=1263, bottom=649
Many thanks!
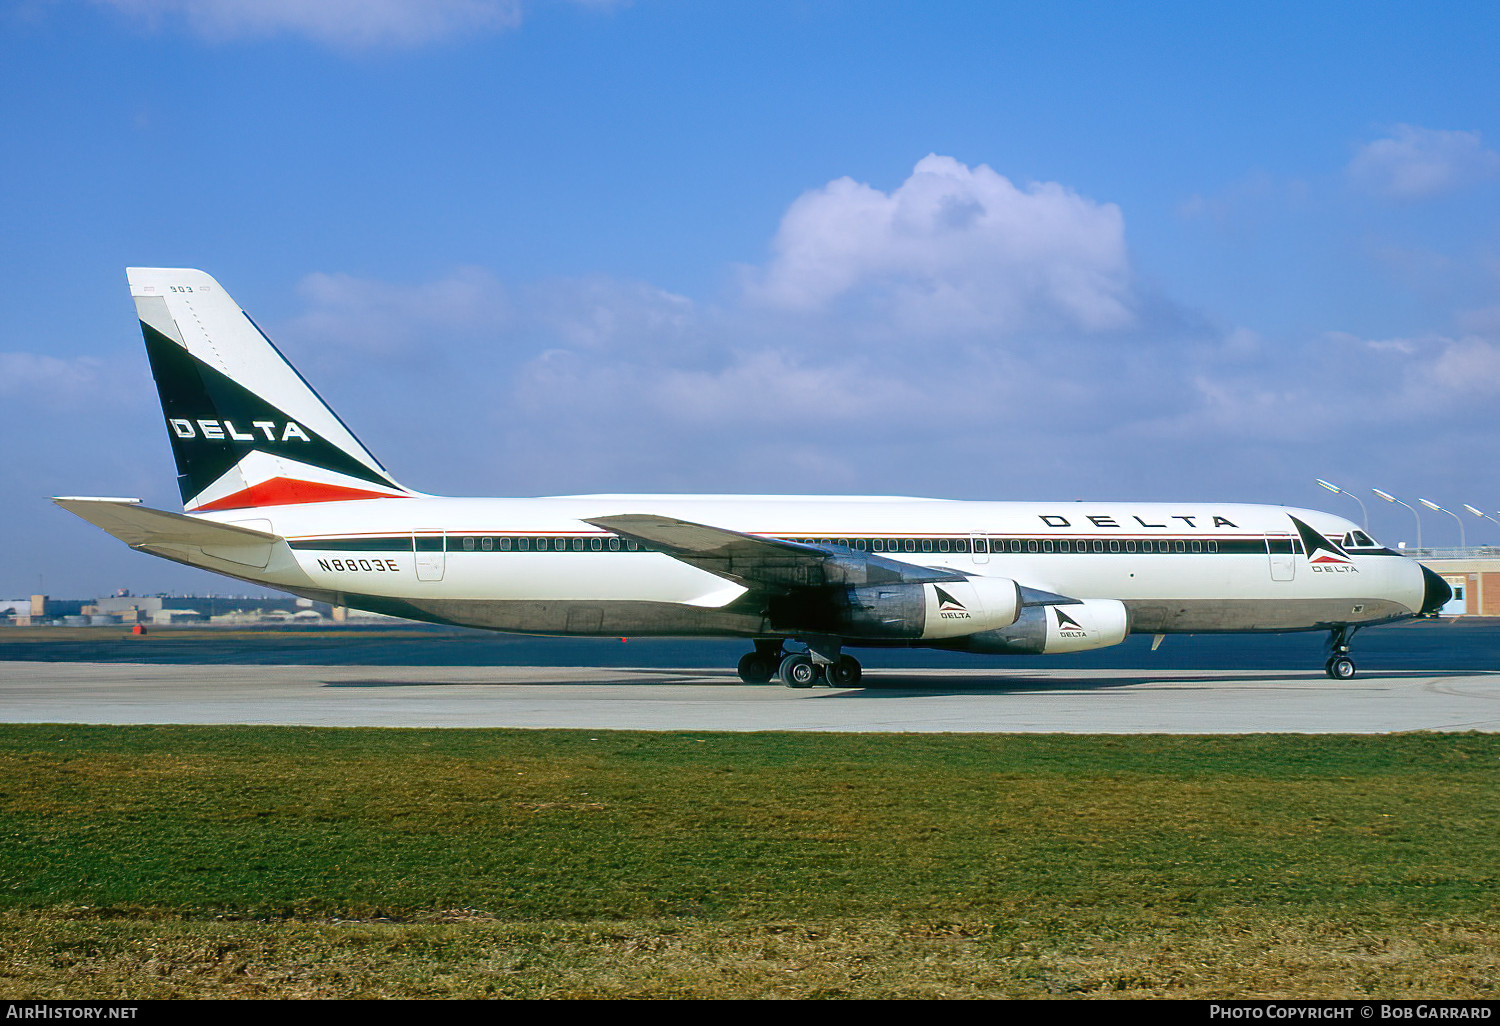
left=1, top=618, right=1495, bottom=733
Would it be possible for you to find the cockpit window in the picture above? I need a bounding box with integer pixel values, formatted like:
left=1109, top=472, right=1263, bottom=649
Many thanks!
left=1343, top=530, right=1378, bottom=548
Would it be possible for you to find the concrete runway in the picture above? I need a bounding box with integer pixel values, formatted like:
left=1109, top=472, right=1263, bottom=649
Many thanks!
left=2, top=661, right=1498, bottom=732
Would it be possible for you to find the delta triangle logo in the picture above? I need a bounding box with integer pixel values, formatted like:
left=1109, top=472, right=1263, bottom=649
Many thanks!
left=1054, top=607, right=1084, bottom=631
left=933, top=586, right=971, bottom=619
left=934, top=586, right=966, bottom=611
left=1288, top=516, right=1358, bottom=572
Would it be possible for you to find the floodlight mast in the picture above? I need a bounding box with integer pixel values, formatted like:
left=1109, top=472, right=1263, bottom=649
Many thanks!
left=1419, top=499, right=1466, bottom=549
left=1315, top=479, right=1368, bottom=529
left=1463, top=504, right=1500, bottom=544
left=1373, top=489, right=1421, bottom=551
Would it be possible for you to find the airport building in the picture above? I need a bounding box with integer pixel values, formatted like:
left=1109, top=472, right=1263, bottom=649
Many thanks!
left=1416, top=553, right=1500, bottom=616
left=6, top=593, right=337, bottom=626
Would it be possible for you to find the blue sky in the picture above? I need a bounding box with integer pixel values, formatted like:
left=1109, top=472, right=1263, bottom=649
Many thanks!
left=4, top=0, right=1500, bottom=597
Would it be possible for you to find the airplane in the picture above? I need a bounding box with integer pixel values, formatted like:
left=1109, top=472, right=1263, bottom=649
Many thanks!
left=56, top=268, right=1452, bottom=686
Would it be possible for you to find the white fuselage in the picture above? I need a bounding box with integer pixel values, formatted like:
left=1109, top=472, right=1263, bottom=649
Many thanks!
left=178, top=494, right=1430, bottom=641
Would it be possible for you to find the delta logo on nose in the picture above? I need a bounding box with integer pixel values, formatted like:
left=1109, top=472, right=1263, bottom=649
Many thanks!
left=1289, top=516, right=1359, bottom=573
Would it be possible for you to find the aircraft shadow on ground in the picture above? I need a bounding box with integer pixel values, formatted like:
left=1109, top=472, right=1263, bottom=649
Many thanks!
left=320, top=667, right=1471, bottom=692
left=321, top=673, right=718, bottom=688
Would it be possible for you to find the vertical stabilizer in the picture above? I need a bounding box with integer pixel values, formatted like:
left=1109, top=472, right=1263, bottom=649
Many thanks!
left=128, top=268, right=415, bottom=512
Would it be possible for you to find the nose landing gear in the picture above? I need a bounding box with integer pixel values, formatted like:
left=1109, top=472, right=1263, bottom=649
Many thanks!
left=1325, top=625, right=1359, bottom=680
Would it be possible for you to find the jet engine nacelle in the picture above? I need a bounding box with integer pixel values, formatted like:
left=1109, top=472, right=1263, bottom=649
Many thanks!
left=954, top=599, right=1129, bottom=654
left=823, top=576, right=1022, bottom=640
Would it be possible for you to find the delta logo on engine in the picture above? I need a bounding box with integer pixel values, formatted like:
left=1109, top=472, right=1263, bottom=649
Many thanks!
left=934, top=586, right=971, bottom=619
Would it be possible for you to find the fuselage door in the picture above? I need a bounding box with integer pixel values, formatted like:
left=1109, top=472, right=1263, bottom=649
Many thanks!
left=971, top=532, right=990, bottom=565
left=414, top=530, right=446, bottom=582
left=1265, top=533, right=1295, bottom=581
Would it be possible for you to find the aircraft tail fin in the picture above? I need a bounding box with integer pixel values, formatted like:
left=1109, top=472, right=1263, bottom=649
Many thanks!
left=127, top=268, right=416, bottom=512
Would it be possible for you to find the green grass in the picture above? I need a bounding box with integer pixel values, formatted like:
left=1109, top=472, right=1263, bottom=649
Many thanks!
left=0, top=726, right=1496, bottom=998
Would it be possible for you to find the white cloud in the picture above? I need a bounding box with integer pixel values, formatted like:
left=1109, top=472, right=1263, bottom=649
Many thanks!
left=1425, top=336, right=1500, bottom=394
left=286, top=266, right=512, bottom=357
left=0, top=352, right=119, bottom=408
left=1347, top=124, right=1500, bottom=201
left=747, top=154, right=1135, bottom=336
left=93, top=0, right=525, bottom=49
left=522, top=277, right=695, bottom=354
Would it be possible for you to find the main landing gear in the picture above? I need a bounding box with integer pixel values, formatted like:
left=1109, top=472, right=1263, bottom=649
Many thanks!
left=1325, top=625, right=1359, bottom=680
left=736, top=639, right=863, bottom=687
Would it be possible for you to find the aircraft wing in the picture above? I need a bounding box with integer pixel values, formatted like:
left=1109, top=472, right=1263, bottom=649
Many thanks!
left=54, top=497, right=281, bottom=569
left=584, top=513, right=961, bottom=590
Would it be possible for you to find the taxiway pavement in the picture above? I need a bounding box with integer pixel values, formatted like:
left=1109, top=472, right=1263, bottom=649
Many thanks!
left=2, top=661, right=1497, bottom=733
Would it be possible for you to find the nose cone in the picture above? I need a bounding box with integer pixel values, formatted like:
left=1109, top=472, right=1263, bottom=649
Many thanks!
left=1419, top=564, right=1453, bottom=616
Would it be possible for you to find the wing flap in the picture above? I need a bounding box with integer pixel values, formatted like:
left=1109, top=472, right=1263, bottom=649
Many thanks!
left=585, top=513, right=826, bottom=588
left=584, top=513, right=961, bottom=590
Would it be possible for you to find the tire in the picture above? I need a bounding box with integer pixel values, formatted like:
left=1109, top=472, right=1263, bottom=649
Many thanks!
left=779, top=653, right=819, bottom=688
left=825, top=655, right=862, bottom=687
left=1326, top=656, right=1356, bottom=680
left=736, top=652, right=775, bottom=684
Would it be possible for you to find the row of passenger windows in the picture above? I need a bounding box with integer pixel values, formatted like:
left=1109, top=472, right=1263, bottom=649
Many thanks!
left=806, top=537, right=1223, bottom=554
left=437, top=535, right=1296, bottom=555
left=453, top=535, right=646, bottom=552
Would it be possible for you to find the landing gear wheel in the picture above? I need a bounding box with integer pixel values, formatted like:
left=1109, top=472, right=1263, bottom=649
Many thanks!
left=736, top=652, right=776, bottom=684
left=779, top=653, right=820, bottom=688
left=1326, top=655, right=1357, bottom=680
left=824, top=655, right=862, bottom=687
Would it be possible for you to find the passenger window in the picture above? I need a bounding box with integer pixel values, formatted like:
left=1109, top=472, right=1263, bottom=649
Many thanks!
left=590, top=538, right=602, bottom=551
left=972, top=539, right=986, bottom=553
left=938, top=539, right=950, bottom=553
left=1027, top=539, right=1039, bottom=553
left=1125, top=540, right=1136, bottom=553
left=500, top=537, right=512, bottom=551
left=608, top=538, right=620, bottom=551
left=1043, top=540, right=1054, bottom=553
left=1093, top=540, right=1104, bottom=553
left=462, top=537, right=475, bottom=551
left=921, top=539, right=933, bottom=552
left=572, top=538, right=584, bottom=551
left=1010, top=540, right=1021, bottom=552
left=1110, top=541, right=1120, bottom=553
left=904, top=540, right=916, bottom=552
left=1175, top=540, right=1185, bottom=553
left=535, top=538, right=548, bottom=551
left=954, top=539, right=968, bottom=552
left=1059, top=540, right=1070, bottom=552
left=627, top=540, right=639, bottom=551
left=481, top=537, right=493, bottom=551
left=1191, top=541, right=1201, bottom=553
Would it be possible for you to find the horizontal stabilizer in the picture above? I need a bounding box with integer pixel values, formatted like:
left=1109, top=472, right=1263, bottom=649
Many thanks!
left=53, top=497, right=281, bottom=568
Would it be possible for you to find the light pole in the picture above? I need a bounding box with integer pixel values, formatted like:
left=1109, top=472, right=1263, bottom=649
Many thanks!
left=1419, top=499, right=1466, bottom=549
left=1315, top=479, right=1368, bottom=529
left=1463, top=505, right=1500, bottom=546
left=1373, top=489, right=1421, bottom=551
